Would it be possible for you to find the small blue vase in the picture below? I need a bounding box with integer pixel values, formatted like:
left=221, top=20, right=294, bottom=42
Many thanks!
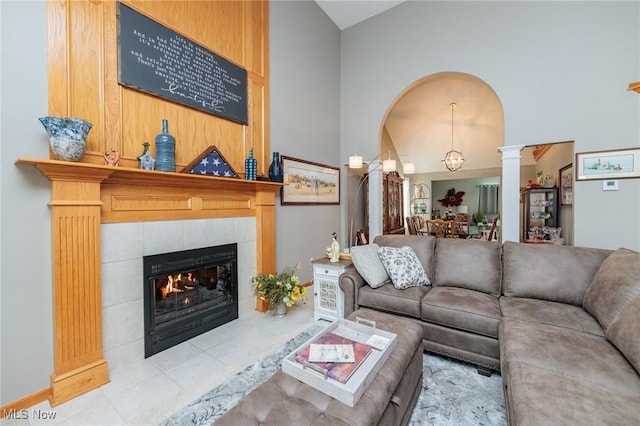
left=155, top=119, right=176, bottom=172
left=245, top=147, right=257, bottom=180
left=137, top=142, right=156, bottom=170
left=268, top=152, right=283, bottom=183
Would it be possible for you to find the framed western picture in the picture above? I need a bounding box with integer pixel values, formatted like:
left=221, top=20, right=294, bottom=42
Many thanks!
left=281, top=156, right=340, bottom=205
left=559, top=163, right=573, bottom=206
left=575, top=147, right=640, bottom=181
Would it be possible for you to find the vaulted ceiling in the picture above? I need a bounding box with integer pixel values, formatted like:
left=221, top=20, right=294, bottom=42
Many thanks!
left=315, top=2, right=506, bottom=175
left=384, top=72, right=505, bottom=174
left=315, top=0, right=405, bottom=30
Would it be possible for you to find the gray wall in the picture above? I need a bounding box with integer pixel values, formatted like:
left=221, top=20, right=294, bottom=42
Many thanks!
left=341, top=1, right=640, bottom=250
left=432, top=177, right=501, bottom=218
left=1, top=1, right=54, bottom=404
left=270, top=1, right=341, bottom=282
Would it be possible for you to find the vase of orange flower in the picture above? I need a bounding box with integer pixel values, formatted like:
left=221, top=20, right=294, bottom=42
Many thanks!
left=252, top=262, right=306, bottom=316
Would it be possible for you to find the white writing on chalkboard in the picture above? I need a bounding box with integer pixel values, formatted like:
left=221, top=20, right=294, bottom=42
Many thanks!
left=128, top=30, right=242, bottom=114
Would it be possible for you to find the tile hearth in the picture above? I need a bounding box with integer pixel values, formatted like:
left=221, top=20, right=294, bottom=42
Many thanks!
left=12, top=298, right=314, bottom=426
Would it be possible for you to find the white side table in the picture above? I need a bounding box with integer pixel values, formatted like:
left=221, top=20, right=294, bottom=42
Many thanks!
left=311, top=257, right=354, bottom=321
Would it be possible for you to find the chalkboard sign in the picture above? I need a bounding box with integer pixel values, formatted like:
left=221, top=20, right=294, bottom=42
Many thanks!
left=117, top=2, right=248, bottom=124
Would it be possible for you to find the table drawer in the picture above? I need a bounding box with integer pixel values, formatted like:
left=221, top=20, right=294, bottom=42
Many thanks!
left=314, top=265, right=343, bottom=278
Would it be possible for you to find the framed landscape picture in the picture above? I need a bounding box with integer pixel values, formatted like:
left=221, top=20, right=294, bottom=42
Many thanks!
left=559, top=163, right=573, bottom=206
left=281, top=156, right=340, bottom=205
left=575, top=147, right=640, bottom=181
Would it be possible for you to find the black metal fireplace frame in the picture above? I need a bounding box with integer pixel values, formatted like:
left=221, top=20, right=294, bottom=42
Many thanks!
left=143, top=243, right=238, bottom=357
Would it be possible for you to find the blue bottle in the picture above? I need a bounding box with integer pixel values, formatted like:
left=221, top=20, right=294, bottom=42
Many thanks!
left=268, top=152, right=283, bottom=183
left=245, top=147, right=257, bottom=180
left=155, top=119, right=175, bottom=172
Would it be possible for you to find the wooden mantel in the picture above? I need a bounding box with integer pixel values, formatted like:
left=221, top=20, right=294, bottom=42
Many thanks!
left=16, top=157, right=281, bottom=406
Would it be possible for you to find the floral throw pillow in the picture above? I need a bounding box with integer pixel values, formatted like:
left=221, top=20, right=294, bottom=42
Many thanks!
left=377, top=245, right=430, bottom=289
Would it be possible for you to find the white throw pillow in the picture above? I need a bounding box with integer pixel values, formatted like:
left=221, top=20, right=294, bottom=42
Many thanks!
left=350, top=244, right=390, bottom=288
left=377, top=245, right=430, bottom=289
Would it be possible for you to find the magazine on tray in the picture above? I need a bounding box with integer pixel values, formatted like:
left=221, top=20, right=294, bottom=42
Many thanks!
left=295, top=331, right=373, bottom=383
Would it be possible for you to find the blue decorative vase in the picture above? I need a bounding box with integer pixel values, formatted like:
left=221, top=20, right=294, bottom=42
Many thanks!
left=39, top=116, right=92, bottom=161
left=137, top=142, right=156, bottom=170
left=245, top=147, right=257, bottom=180
left=155, top=119, right=175, bottom=172
left=268, top=152, right=283, bottom=182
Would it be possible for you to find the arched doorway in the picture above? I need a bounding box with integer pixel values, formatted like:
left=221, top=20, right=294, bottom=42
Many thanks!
left=369, top=72, right=505, bottom=239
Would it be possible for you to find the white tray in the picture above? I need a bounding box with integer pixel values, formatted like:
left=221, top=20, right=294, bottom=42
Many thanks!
left=282, top=317, right=397, bottom=407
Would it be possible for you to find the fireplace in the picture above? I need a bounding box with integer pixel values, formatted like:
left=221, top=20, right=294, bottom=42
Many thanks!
left=143, top=243, right=238, bottom=357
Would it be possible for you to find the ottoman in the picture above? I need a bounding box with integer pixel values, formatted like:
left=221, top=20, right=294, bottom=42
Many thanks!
left=215, top=308, right=424, bottom=426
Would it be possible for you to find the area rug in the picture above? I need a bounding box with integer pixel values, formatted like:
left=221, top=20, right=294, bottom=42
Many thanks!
left=160, top=323, right=506, bottom=426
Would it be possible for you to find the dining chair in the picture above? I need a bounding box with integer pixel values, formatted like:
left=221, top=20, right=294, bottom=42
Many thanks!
left=452, top=214, right=470, bottom=238
left=406, top=216, right=417, bottom=235
left=424, top=219, right=449, bottom=238
left=487, top=216, right=499, bottom=241
left=411, top=216, right=425, bottom=235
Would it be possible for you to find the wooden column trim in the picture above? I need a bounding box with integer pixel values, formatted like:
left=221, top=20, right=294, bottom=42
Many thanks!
left=16, top=157, right=281, bottom=405
left=255, top=186, right=277, bottom=273
left=36, top=166, right=112, bottom=406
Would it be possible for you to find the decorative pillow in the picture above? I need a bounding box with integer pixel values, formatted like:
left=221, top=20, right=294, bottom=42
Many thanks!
left=350, top=244, right=390, bottom=288
left=377, top=245, right=430, bottom=289
left=583, top=248, right=640, bottom=332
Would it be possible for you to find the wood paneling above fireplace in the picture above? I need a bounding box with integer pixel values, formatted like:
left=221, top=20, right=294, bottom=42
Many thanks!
left=47, top=0, right=270, bottom=176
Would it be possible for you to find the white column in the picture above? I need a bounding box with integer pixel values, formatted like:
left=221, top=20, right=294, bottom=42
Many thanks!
left=368, top=160, right=383, bottom=241
left=498, top=145, right=524, bottom=243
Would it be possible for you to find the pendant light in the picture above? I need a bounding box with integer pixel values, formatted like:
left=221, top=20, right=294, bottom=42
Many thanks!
left=441, top=102, right=465, bottom=171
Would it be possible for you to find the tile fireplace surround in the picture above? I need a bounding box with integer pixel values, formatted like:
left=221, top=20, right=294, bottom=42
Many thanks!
left=16, top=157, right=281, bottom=407
left=101, top=217, right=256, bottom=370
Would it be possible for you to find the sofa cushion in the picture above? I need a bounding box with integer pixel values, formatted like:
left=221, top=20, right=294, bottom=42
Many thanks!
left=433, top=238, right=502, bottom=296
left=358, top=282, right=429, bottom=319
left=377, top=246, right=430, bottom=289
left=504, top=361, right=640, bottom=426
left=502, top=241, right=611, bottom=305
left=583, top=248, right=640, bottom=332
left=500, top=319, right=640, bottom=397
left=421, top=286, right=501, bottom=338
left=373, top=235, right=436, bottom=283
left=350, top=243, right=390, bottom=288
left=607, top=295, right=640, bottom=374
left=499, top=296, right=604, bottom=336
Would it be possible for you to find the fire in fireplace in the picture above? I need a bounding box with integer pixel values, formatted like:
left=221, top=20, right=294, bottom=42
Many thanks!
left=143, top=244, right=238, bottom=357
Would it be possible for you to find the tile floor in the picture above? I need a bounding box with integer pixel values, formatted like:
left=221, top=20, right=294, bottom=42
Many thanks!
left=3, top=297, right=316, bottom=426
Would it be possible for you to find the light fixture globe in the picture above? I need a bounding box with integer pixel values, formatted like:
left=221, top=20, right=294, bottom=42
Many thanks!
left=442, top=150, right=465, bottom=171
left=442, top=102, right=465, bottom=172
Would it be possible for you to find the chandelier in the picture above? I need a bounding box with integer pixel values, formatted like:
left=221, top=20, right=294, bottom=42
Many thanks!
left=441, top=102, right=465, bottom=171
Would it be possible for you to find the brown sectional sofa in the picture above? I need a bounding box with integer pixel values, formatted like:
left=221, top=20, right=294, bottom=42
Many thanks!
left=339, top=234, right=640, bottom=425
